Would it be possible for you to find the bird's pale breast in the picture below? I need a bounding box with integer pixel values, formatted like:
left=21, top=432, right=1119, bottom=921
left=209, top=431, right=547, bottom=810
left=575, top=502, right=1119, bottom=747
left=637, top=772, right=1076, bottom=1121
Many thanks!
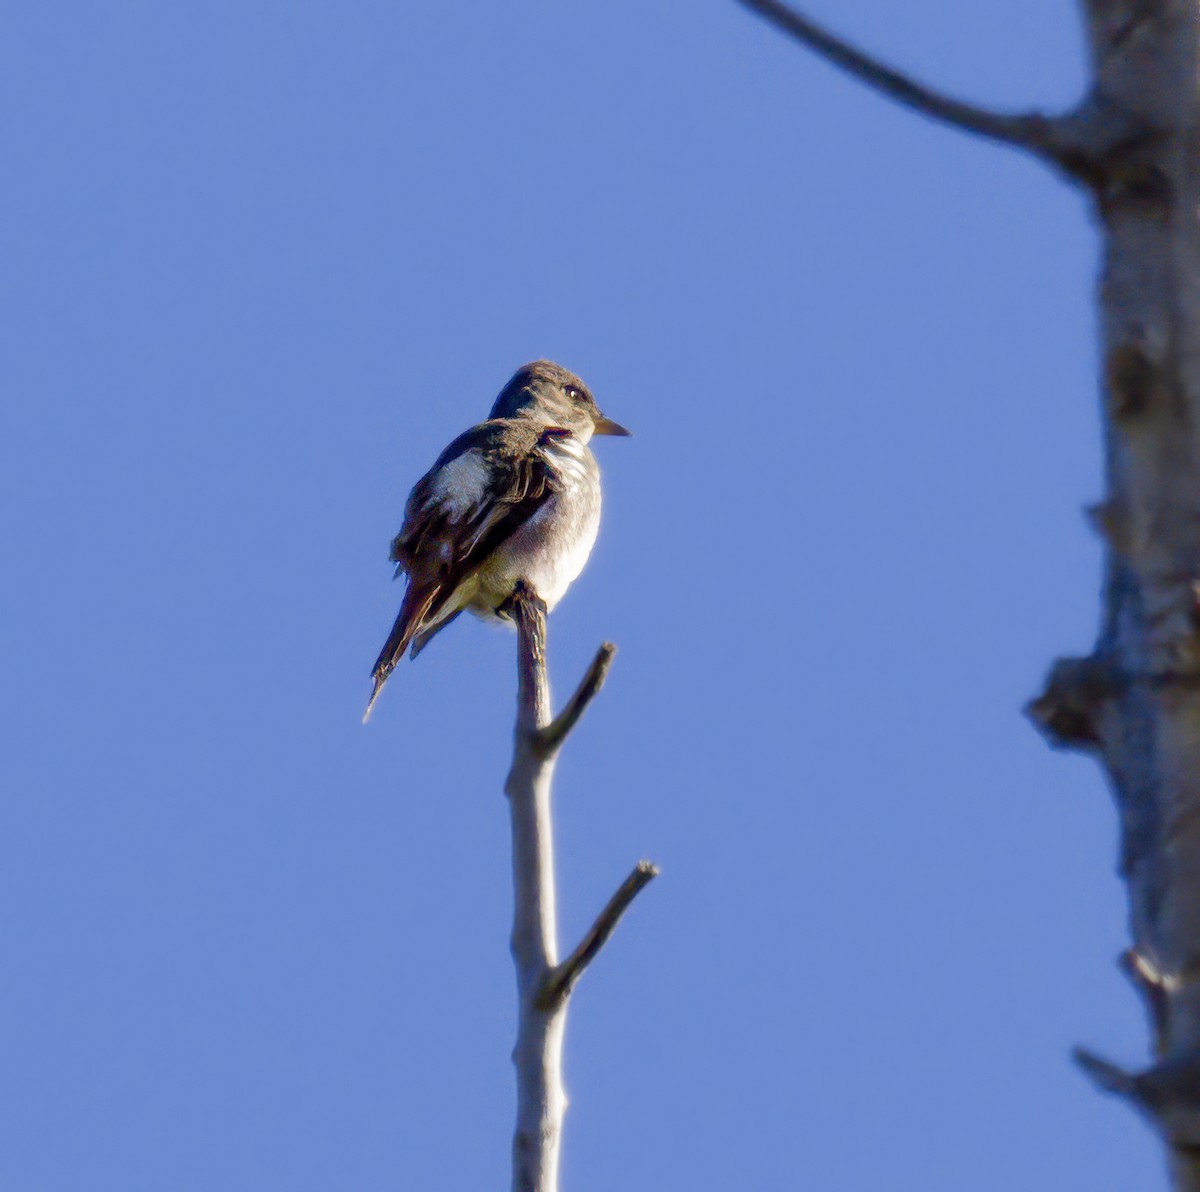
left=474, top=434, right=601, bottom=614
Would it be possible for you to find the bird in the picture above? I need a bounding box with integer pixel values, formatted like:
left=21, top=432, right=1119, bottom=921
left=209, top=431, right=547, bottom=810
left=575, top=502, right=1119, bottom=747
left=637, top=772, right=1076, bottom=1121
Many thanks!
left=364, top=360, right=630, bottom=721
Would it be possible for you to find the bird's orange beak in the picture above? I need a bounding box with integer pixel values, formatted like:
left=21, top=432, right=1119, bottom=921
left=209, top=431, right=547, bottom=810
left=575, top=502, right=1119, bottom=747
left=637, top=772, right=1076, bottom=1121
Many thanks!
left=593, top=415, right=632, bottom=437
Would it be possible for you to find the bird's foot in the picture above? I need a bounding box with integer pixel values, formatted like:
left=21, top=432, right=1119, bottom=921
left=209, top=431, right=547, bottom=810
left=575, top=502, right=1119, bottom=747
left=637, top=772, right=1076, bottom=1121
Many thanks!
left=498, top=580, right=547, bottom=622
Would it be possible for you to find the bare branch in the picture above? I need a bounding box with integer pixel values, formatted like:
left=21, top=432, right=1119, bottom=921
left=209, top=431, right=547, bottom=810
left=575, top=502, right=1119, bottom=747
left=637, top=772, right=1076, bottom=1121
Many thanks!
left=505, top=580, right=551, bottom=735
left=541, top=861, right=660, bottom=1009
left=1074, top=1047, right=1200, bottom=1150
left=502, top=583, right=657, bottom=1191
left=1074, top=1047, right=1140, bottom=1099
left=737, top=0, right=1066, bottom=160
left=505, top=585, right=562, bottom=1192
left=537, top=642, right=617, bottom=756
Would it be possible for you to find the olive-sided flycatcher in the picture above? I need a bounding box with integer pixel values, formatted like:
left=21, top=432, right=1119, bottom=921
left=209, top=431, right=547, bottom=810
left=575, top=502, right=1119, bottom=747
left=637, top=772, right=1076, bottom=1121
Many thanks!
left=364, top=360, right=630, bottom=719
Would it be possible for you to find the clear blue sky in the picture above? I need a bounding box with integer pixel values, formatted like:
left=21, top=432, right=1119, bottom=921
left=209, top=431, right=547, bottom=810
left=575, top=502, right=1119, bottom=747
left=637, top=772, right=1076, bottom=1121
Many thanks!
left=1, top=2, right=1162, bottom=1188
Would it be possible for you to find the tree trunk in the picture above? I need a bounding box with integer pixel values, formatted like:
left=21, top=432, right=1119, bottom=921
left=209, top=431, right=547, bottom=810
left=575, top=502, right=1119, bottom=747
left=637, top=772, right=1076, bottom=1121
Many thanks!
left=738, top=0, right=1200, bottom=1184
left=1033, top=7, right=1200, bottom=1182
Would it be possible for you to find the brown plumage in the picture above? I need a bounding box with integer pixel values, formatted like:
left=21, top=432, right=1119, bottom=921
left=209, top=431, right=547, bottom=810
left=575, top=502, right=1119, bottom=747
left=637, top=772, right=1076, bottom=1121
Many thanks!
left=364, top=361, right=629, bottom=721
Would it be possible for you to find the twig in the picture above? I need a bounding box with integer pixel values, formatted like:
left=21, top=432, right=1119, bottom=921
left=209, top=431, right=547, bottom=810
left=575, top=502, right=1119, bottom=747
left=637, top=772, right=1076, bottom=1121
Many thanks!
left=540, top=861, right=660, bottom=1009
left=1074, top=1047, right=1139, bottom=1099
left=737, top=0, right=1065, bottom=159
left=537, top=642, right=617, bottom=756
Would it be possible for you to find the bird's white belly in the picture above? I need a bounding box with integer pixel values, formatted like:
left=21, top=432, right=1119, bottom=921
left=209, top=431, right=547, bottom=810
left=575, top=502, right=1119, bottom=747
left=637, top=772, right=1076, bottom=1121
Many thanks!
left=472, top=480, right=601, bottom=615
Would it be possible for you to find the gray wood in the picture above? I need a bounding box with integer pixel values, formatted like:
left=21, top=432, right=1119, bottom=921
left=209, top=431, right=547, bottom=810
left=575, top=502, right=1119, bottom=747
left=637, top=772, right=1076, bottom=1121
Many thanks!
left=739, top=1, right=1200, bottom=1185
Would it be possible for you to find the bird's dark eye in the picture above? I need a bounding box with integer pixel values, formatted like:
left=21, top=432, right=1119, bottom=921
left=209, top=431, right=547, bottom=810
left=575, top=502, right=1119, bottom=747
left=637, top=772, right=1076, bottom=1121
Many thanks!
left=565, top=387, right=580, bottom=401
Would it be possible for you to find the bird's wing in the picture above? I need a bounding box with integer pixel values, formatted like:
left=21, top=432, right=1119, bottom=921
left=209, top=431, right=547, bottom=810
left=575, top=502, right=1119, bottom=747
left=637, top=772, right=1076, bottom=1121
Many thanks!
left=369, top=422, right=564, bottom=703
left=392, top=421, right=564, bottom=586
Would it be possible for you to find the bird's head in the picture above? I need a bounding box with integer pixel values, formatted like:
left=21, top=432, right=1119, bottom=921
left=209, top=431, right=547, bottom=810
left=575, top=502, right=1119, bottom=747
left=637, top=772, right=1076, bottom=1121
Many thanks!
left=489, top=360, right=631, bottom=442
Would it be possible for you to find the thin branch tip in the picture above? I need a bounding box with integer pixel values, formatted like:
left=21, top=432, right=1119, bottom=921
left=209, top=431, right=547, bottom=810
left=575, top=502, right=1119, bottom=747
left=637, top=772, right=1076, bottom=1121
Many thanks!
left=538, top=639, right=620, bottom=753
left=540, top=860, right=659, bottom=1008
left=1074, top=1047, right=1139, bottom=1098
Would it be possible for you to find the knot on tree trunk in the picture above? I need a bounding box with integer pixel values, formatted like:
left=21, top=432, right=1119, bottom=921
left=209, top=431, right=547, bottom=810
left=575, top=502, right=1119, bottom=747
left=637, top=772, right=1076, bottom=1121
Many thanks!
left=1076, top=1046, right=1200, bottom=1148
left=1026, top=656, right=1119, bottom=751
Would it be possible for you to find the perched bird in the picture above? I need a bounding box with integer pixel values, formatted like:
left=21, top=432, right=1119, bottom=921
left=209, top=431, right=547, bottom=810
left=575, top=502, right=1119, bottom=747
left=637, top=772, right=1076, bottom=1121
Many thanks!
left=364, top=360, right=629, bottom=720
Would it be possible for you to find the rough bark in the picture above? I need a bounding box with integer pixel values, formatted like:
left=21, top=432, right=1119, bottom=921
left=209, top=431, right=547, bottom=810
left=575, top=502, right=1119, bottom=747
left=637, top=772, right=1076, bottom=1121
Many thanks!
left=503, top=583, right=657, bottom=1192
left=738, top=1, right=1200, bottom=1185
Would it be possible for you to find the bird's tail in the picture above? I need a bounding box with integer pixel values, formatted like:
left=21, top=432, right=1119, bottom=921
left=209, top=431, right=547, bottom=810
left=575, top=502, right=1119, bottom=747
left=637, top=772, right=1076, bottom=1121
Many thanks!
left=363, top=586, right=438, bottom=723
